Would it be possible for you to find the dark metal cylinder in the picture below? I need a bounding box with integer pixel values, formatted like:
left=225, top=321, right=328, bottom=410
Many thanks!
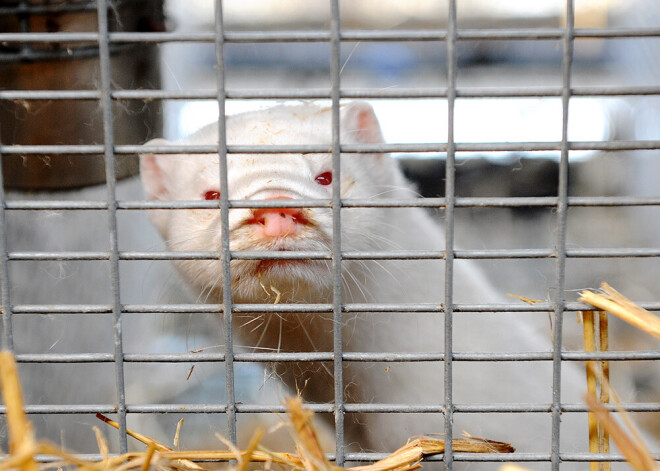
left=0, top=0, right=164, bottom=190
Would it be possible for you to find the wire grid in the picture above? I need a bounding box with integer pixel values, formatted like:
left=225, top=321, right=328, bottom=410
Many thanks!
left=0, top=0, right=660, bottom=468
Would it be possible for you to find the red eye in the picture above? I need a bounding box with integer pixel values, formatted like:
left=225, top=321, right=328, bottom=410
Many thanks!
left=204, top=190, right=221, bottom=200
left=315, top=171, right=332, bottom=186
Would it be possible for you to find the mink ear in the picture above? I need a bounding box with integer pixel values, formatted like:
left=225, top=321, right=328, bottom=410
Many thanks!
left=139, top=138, right=172, bottom=201
left=340, top=101, right=385, bottom=144
left=139, top=138, right=174, bottom=238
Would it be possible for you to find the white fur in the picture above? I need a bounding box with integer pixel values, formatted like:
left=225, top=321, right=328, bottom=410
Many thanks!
left=141, top=102, right=610, bottom=460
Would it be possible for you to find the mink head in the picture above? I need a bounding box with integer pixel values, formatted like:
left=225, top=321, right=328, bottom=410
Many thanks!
left=140, top=102, right=406, bottom=303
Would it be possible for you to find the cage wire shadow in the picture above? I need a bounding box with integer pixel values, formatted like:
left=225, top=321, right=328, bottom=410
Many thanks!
left=0, top=0, right=659, bottom=469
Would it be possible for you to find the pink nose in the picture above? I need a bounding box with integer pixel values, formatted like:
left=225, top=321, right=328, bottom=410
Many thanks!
left=251, top=197, right=306, bottom=238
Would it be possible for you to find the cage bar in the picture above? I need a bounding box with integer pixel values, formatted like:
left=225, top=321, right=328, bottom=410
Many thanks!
left=550, top=1, right=575, bottom=470
left=330, top=0, right=346, bottom=464
left=96, top=0, right=129, bottom=454
left=212, top=0, right=238, bottom=446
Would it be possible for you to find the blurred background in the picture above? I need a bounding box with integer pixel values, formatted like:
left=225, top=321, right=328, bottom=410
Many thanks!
left=1, top=0, right=659, bottom=458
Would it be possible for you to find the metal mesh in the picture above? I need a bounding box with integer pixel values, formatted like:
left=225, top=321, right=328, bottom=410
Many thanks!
left=1, top=0, right=660, bottom=469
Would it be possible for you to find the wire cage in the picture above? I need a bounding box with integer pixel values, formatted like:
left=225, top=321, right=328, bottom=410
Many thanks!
left=1, top=0, right=660, bottom=470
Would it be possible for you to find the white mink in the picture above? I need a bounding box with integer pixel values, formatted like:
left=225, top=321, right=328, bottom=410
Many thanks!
left=140, top=102, right=594, bottom=458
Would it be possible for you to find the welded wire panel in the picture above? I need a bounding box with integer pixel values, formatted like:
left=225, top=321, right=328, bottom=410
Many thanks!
left=0, top=0, right=659, bottom=469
